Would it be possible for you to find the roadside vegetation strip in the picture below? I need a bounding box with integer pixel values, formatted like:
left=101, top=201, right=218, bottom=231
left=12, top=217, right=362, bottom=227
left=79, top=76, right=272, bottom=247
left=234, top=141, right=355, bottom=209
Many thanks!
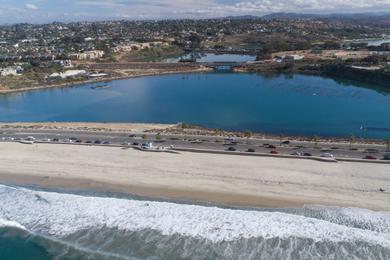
left=336, top=157, right=390, bottom=164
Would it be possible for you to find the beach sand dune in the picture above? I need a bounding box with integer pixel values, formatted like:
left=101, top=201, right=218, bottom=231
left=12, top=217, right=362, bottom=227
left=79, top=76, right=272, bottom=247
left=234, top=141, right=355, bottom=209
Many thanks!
left=0, top=142, right=389, bottom=210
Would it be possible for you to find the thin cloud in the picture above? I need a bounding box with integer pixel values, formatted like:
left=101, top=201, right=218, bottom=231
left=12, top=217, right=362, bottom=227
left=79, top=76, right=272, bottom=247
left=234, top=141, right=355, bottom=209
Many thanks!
left=25, top=3, right=39, bottom=10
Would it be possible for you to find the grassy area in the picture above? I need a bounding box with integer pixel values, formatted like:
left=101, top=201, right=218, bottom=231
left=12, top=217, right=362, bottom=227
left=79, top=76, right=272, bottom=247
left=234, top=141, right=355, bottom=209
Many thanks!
left=118, top=46, right=185, bottom=62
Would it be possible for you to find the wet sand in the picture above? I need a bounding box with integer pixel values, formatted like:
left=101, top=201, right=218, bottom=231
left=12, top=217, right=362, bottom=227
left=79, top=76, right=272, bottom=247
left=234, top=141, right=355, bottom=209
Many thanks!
left=0, top=142, right=389, bottom=210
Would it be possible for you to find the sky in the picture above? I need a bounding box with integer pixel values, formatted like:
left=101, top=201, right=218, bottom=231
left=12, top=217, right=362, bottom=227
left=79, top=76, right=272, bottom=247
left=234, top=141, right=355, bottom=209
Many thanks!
left=0, top=0, right=390, bottom=24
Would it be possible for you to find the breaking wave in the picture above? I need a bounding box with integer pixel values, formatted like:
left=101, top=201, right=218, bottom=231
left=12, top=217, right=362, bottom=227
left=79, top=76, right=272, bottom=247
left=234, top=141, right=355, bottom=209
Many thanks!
left=0, top=184, right=389, bottom=259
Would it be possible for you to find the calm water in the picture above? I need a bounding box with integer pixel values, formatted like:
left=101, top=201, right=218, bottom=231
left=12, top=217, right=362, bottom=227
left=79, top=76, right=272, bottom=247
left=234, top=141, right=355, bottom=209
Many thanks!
left=1, top=72, right=390, bottom=139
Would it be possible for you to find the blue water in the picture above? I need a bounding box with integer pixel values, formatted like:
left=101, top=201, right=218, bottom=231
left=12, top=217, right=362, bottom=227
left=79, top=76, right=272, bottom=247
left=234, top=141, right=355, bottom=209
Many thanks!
left=1, top=72, right=390, bottom=139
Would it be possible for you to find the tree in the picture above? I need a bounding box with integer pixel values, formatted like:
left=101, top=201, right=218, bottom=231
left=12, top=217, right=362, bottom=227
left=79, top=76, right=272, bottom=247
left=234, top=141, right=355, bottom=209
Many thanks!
left=155, top=133, right=162, bottom=140
left=386, top=139, right=390, bottom=152
left=244, top=130, right=252, bottom=138
left=349, top=134, right=355, bottom=150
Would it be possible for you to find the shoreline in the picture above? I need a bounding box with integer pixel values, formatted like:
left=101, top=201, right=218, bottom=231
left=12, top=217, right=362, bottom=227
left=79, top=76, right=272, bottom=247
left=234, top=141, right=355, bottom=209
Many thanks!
left=0, top=142, right=389, bottom=210
left=0, top=66, right=212, bottom=95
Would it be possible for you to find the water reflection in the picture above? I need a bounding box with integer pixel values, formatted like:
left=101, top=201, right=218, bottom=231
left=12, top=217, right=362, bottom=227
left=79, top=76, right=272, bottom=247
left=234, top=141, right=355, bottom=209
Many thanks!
left=0, top=72, right=389, bottom=139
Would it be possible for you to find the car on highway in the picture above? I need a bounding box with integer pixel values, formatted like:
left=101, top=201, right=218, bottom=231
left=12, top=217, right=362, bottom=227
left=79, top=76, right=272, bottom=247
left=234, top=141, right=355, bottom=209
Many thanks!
left=364, top=155, right=377, bottom=160
left=382, top=154, right=390, bottom=160
left=246, top=148, right=255, bottom=153
left=320, top=153, right=334, bottom=158
left=53, top=138, right=59, bottom=142
left=270, top=150, right=279, bottom=154
left=291, top=152, right=302, bottom=156
left=281, top=140, right=290, bottom=145
left=132, top=142, right=139, bottom=146
left=227, top=147, right=236, bottom=151
left=85, top=140, right=92, bottom=144
left=364, top=148, right=379, bottom=153
left=103, top=141, right=110, bottom=145
left=303, top=153, right=312, bottom=157
left=268, top=145, right=276, bottom=149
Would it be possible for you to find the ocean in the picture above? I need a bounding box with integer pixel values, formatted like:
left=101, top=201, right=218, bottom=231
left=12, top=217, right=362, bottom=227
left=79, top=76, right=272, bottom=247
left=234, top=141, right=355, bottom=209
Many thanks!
left=0, top=184, right=389, bottom=259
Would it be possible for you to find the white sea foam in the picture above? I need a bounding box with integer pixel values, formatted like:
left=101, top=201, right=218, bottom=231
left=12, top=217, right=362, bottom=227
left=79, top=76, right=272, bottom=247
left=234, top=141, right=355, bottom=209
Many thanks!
left=0, top=218, right=27, bottom=231
left=0, top=184, right=389, bottom=249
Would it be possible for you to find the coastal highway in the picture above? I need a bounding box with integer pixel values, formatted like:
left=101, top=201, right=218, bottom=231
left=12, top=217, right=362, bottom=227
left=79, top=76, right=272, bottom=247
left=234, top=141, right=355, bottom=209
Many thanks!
left=1, top=128, right=389, bottom=161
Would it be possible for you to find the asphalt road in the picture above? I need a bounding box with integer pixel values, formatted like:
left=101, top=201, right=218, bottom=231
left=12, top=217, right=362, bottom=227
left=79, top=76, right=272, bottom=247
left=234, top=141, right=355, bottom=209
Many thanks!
left=1, top=129, right=389, bottom=161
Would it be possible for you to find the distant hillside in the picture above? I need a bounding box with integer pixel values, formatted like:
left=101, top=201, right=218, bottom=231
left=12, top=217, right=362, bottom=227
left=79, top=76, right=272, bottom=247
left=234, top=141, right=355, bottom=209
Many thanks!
left=261, top=13, right=322, bottom=20
left=224, top=15, right=260, bottom=20
left=260, top=12, right=390, bottom=25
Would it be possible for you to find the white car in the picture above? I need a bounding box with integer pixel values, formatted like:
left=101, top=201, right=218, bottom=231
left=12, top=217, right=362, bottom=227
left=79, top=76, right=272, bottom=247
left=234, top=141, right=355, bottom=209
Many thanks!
left=321, top=153, right=334, bottom=158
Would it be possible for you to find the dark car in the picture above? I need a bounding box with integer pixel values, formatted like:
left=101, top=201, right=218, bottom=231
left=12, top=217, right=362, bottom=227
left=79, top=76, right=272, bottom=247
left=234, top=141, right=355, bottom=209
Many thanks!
left=129, top=134, right=136, bottom=138
left=364, top=155, right=377, bottom=160
left=281, top=140, right=290, bottom=145
left=383, top=154, right=390, bottom=160
left=75, top=139, right=82, bottom=143
left=94, top=140, right=101, bottom=144
left=268, top=145, right=276, bottom=149
left=303, top=153, right=312, bottom=156
left=246, top=148, right=255, bottom=153
left=103, top=141, right=110, bottom=145
left=133, top=142, right=139, bottom=146
left=53, top=138, right=59, bottom=142
left=227, top=147, right=236, bottom=151
left=270, top=150, right=279, bottom=154
left=365, top=149, right=379, bottom=154
left=85, top=140, right=92, bottom=144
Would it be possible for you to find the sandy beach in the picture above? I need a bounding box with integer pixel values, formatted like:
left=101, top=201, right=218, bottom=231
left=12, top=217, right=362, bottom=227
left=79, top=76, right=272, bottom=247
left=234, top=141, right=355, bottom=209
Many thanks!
left=0, top=142, right=389, bottom=210
left=0, top=122, right=175, bottom=132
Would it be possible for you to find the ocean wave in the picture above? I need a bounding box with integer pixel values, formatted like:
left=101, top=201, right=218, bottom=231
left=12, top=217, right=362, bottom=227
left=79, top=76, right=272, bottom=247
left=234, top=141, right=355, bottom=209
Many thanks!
left=0, top=218, right=27, bottom=231
left=0, top=184, right=389, bottom=259
left=299, top=205, right=390, bottom=233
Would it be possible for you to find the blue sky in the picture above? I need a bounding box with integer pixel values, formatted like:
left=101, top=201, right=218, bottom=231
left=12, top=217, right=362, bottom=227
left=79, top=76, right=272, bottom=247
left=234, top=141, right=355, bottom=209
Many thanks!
left=1, top=0, right=389, bottom=23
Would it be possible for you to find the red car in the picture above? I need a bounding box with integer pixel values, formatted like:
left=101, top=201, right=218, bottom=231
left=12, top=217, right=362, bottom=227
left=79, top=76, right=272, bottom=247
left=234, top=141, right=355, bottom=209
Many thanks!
left=270, top=150, right=279, bottom=154
left=364, top=155, right=377, bottom=160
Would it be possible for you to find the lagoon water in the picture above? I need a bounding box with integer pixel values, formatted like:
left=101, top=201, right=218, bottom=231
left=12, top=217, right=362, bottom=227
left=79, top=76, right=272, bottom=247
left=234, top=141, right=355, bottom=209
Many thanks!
left=1, top=72, right=390, bottom=139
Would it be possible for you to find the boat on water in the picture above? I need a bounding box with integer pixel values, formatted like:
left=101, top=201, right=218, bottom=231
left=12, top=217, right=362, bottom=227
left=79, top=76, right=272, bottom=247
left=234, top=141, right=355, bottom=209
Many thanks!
left=91, top=85, right=111, bottom=90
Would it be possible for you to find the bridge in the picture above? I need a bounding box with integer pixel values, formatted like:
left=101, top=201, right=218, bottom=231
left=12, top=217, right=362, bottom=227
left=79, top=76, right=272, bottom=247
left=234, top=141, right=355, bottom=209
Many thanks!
left=198, top=61, right=247, bottom=70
